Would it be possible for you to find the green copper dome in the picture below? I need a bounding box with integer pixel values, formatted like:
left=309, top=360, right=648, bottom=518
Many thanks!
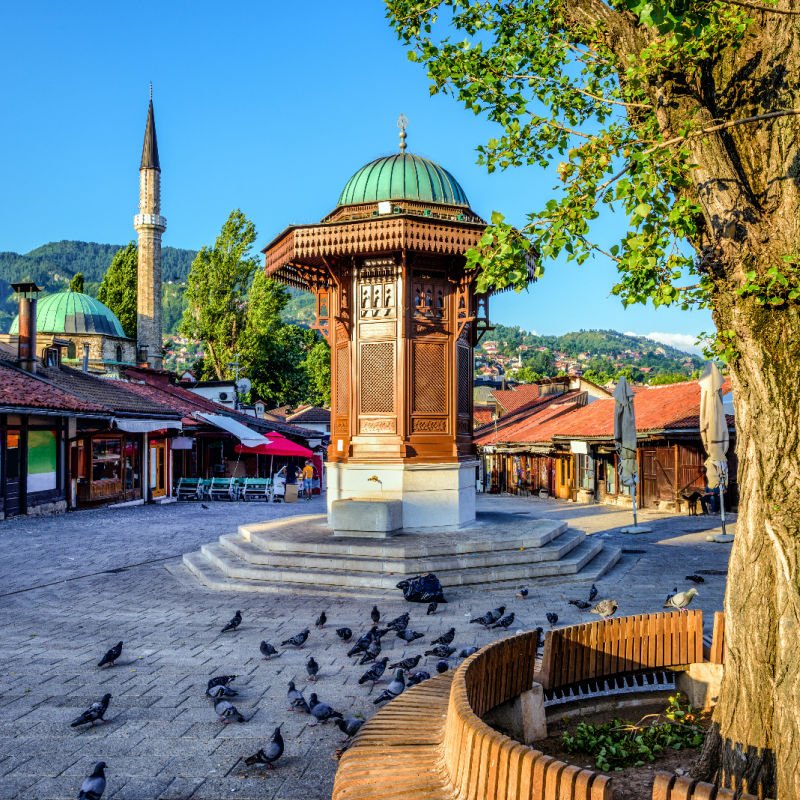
left=9, top=291, right=127, bottom=338
left=338, top=153, right=470, bottom=208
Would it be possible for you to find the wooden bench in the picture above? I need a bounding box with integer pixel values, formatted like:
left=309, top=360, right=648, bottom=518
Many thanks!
left=702, top=612, right=725, bottom=664
left=652, top=772, right=760, bottom=800
left=175, top=477, right=203, bottom=500
left=239, top=477, right=271, bottom=501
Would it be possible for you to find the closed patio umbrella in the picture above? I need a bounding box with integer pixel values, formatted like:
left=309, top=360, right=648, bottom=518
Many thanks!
left=614, top=376, right=644, bottom=531
left=699, top=362, right=730, bottom=536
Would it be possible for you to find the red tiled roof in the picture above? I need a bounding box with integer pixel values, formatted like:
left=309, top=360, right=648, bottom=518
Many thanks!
left=490, top=384, right=541, bottom=414
left=0, top=362, right=107, bottom=414
left=473, top=406, right=494, bottom=426
left=287, top=405, right=330, bottom=424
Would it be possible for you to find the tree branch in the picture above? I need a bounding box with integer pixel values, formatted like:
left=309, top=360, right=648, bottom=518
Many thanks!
left=719, top=0, right=800, bottom=15
left=508, top=73, right=651, bottom=109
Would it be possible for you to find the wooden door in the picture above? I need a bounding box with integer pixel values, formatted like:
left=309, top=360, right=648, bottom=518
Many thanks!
left=4, top=431, right=22, bottom=515
left=641, top=448, right=658, bottom=508
left=150, top=439, right=167, bottom=498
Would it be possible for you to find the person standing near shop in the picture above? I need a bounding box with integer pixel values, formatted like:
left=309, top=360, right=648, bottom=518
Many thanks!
left=301, top=459, right=316, bottom=501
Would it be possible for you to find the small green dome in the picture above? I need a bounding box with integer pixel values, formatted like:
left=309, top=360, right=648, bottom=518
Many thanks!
left=338, top=153, right=470, bottom=207
left=9, top=291, right=127, bottom=338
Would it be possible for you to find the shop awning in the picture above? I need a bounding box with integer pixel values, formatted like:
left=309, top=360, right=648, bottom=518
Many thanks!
left=113, top=417, right=182, bottom=433
left=194, top=412, right=271, bottom=448
left=234, top=431, right=312, bottom=458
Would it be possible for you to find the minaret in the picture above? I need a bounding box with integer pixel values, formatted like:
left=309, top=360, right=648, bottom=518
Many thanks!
left=134, top=85, right=166, bottom=369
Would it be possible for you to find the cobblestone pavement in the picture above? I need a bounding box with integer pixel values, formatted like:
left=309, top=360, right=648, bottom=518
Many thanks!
left=0, top=495, right=734, bottom=799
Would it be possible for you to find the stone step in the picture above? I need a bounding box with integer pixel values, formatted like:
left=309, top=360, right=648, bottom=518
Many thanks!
left=218, top=528, right=585, bottom=574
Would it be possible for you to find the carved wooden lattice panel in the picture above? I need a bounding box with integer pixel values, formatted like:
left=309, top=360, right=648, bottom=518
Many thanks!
left=335, top=344, right=349, bottom=416
left=413, top=342, right=447, bottom=414
left=457, top=345, right=472, bottom=415
left=360, top=342, right=395, bottom=414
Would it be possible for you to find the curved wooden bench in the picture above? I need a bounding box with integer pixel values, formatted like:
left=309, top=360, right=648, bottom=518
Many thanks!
left=652, top=772, right=760, bottom=800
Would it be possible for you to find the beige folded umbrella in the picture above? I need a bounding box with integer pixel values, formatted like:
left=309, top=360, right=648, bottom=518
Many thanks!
left=699, top=362, right=730, bottom=535
left=614, top=376, right=643, bottom=530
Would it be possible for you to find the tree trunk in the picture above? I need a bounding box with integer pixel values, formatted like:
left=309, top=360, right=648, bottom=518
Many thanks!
left=693, top=301, right=800, bottom=798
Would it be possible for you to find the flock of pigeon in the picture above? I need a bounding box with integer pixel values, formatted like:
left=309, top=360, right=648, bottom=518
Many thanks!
left=71, top=575, right=703, bottom=798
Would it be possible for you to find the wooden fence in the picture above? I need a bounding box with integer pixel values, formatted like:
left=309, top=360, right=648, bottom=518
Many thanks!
left=652, top=772, right=760, bottom=800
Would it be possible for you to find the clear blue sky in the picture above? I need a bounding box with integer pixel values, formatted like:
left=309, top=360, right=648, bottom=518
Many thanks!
left=1, top=0, right=712, bottom=348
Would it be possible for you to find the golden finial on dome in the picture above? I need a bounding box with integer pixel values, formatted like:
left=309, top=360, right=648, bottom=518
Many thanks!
left=397, top=113, right=408, bottom=153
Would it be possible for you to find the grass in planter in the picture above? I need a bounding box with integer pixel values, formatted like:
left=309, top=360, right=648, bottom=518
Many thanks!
left=561, top=695, right=706, bottom=772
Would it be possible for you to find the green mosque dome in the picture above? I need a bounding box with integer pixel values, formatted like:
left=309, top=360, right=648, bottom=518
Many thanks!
left=338, top=153, right=470, bottom=208
left=9, top=291, right=127, bottom=338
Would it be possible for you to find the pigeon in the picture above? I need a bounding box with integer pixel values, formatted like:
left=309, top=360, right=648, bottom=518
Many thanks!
left=315, top=611, right=327, bottom=628
left=389, top=654, right=421, bottom=671
left=221, top=610, right=242, bottom=633
left=685, top=574, right=705, bottom=584
left=97, top=641, right=123, bottom=668
left=546, top=612, right=559, bottom=628
left=591, top=599, right=618, bottom=618
left=260, top=640, right=279, bottom=659
left=407, top=670, right=431, bottom=687
left=516, top=587, right=529, bottom=599
left=201, top=503, right=209, bottom=509
left=208, top=675, right=236, bottom=690
left=430, top=627, right=455, bottom=646
left=335, top=717, right=365, bottom=738
left=534, top=626, right=545, bottom=650
left=71, top=693, right=112, bottom=727
left=244, top=726, right=284, bottom=768
left=281, top=628, right=310, bottom=648
left=287, top=680, right=310, bottom=713
left=206, top=684, right=238, bottom=700
left=373, top=669, right=405, bottom=705
left=588, top=584, right=599, bottom=602
left=347, top=627, right=381, bottom=657
left=308, top=693, right=343, bottom=723
left=396, top=628, right=424, bottom=644
left=306, top=656, right=320, bottom=682
left=336, top=627, right=353, bottom=642
left=664, top=587, right=699, bottom=612
left=371, top=606, right=381, bottom=624
left=426, top=602, right=438, bottom=615
left=425, top=644, right=456, bottom=659
left=459, top=646, right=479, bottom=658
left=77, top=761, right=107, bottom=800
left=359, top=639, right=382, bottom=665
left=492, top=613, right=515, bottom=630
left=470, top=606, right=505, bottom=627
left=568, top=599, right=592, bottom=610
left=358, top=657, right=389, bottom=691
left=214, top=698, right=245, bottom=723
left=436, top=660, right=450, bottom=674
left=385, top=612, right=410, bottom=632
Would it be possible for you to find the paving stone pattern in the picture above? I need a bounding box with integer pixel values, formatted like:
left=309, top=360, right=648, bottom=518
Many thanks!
left=0, top=495, right=733, bottom=799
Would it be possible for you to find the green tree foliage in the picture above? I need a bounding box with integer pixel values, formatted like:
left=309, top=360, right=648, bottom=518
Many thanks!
left=69, top=272, right=85, bottom=293
left=97, top=243, right=138, bottom=338
left=181, top=210, right=259, bottom=380
left=304, top=338, right=332, bottom=406
left=513, top=365, right=542, bottom=383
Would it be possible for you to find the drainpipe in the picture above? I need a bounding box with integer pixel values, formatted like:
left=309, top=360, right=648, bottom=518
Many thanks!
left=82, top=343, right=90, bottom=372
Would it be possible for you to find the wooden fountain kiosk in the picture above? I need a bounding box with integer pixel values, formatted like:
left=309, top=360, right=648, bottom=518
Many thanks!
left=263, top=121, right=491, bottom=531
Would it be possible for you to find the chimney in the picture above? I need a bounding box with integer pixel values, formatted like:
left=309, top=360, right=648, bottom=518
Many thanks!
left=82, top=343, right=90, bottom=373
left=11, top=282, right=41, bottom=373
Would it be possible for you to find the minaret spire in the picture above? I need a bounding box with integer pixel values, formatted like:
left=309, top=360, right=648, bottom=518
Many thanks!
left=140, top=88, right=160, bottom=171
left=397, top=113, right=408, bottom=153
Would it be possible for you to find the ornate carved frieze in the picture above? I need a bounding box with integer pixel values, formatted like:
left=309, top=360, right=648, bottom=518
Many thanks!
left=412, top=417, right=448, bottom=433
left=359, top=418, right=397, bottom=434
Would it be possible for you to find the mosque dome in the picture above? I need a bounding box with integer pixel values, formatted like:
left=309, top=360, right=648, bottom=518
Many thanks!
left=9, top=290, right=128, bottom=338
left=337, top=153, right=470, bottom=208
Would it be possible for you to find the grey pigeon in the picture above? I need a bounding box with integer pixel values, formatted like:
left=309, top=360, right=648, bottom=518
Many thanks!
left=335, top=717, right=365, bottom=738
left=206, top=684, right=238, bottom=700
left=385, top=612, right=410, bottom=632
left=358, top=657, right=389, bottom=692
left=546, top=612, right=559, bottom=628
left=260, top=640, right=279, bottom=659
left=685, top=574, right=705, bottom=584
left=306, top=656, right=320, bottom=682
left=221, top=610, right=242, bottom=633
left=78, top=761, right=106, bottom=800
left=315, top=611, right=327, bottom=628
left=308, top=693, right=343, bottom=723
left=281, top=628, right=310, bottom=648
left=373, top=669, right=405, bottom=705
left=389, top=654, right=421, bottom=671
left=396, top=628, right=424, bottom=644
left=348, top=626, right=384, bottom=657
left=664, top=587, right=699, bottom=612
left=425, top=644, right=456, bottom=659
left=436, top=660, right=449, bottom=673
left=470, top=606, right=505, bottom=627
left=208, top=675, right=236, bottom=690
left=287, top=680, right=309, bottom=713
left=407, top=670, right=430, bottom=687
left=336, top=627, right=353, bottom=642
left=97, top=641, right=123, bottom=668
left=244, top=725, right=284, bottom=768
left=459, top=646, right=479, bottom=658
left=591, top=599, right=618, bottom=618
left=431, top=627, right=455, bottom=646
left=359, top=639, right=382, bottom=665
left=492, top=612, right=515, bottom=630
left=201, top=503, right=209, bottom=509
left=370, top=606, right=380, bottom=624
left=588, top=584, right=599, bottom=602
left=214, top=698, right=245, bottom=723
left=71, top=693, right=111, bottom=727
left=516, top=587, right=529, bottom=599
left=569, top=599, right=592, bottom=610
left=426, top=602, right=438, bottom=615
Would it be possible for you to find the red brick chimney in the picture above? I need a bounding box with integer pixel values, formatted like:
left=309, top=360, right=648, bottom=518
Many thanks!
left=11, top=282, right=41, bottom=373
